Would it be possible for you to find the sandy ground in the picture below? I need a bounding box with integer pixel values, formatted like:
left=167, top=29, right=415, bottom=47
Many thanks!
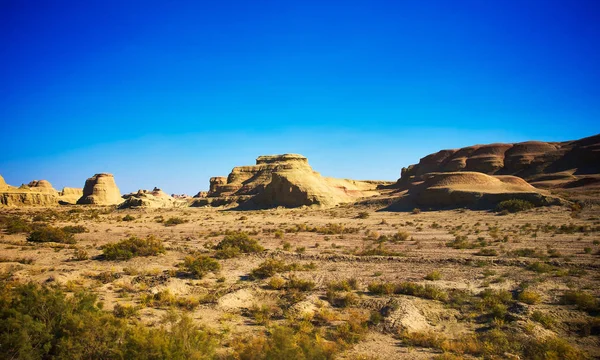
left=1, top=203, right=599, bottom=358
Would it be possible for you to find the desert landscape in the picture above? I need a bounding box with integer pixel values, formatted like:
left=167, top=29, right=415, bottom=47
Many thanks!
left=1, top=134, right=599, bottom=359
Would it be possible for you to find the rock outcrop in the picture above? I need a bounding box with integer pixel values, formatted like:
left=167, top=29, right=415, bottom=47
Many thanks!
left=385, top=172, right=564, bottom=211
left=59, top=187, right=83, bottom=204
left=77, top=173, right=122, bottom=205
left=394, top=134, right=600, bottom=189
left=200, top=154, right=388, bottom=208
left=0, top=177, right=60, bottom=206
left=120, top=187, right=188, bottom=208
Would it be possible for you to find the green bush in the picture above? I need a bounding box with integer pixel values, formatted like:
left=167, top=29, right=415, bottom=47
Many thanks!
left=251, top=259, right=289, bottom=279
left=122, top=214, right=135, bottom=222
left=164, top=217, right=187, bottom=226
left=27, top=226, right=75, bottom=244
left=518, top=290, right=542, bottom=305
left=562, top=290, right=599, bottom=313
left=214, top=232, right=264, bottom=259
left=495, top=199, right=535, bottom=213
left=183, top=255, right=221, bottom=279
left=1, top=216, right=33, bottom=234
left=62, top=225, right=88, bottom=234
left=0, top=283, right=216, bottom=359
left=425, top=270, right=442, bottom=281
left=101, top=235, right=165, bottom=260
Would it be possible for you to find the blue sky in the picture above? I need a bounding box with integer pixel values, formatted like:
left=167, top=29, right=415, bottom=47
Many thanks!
left=1, top=1, right=599, bottom=194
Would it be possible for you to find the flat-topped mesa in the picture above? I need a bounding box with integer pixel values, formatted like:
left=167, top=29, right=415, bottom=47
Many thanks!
left=201, top=153, right=383, bottom=209
left=77, top=173, right=122, bottom=205
left=208, top=154, right=314, bottom=197
left=255, top=154, right=308, bottom=165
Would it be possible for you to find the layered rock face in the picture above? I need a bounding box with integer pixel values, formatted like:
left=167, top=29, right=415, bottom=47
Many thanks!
left=120, top=187, right=188, bottom=208
left=0, top=177, right=60, bottom=206
left=200, top=154, right=385, bottom=208
left=386, top=172, right=564, bottom=210
left=396, top=134, right=600, bottom=189
left=77, top=173, right=122, bottom=205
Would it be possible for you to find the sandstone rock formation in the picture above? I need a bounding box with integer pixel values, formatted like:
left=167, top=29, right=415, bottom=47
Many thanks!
left=394, top=134, right=600, bottom=189
left=59, top=187, right=83, bottom=204
left=0, top=177, right=60, bottom=206
left=199, top=154, right=389, bottom=209
left=120, top=187, right=188, bottom=208
left=77, top=173, right=122, bottom=205
left=385, top=172, right=564, bottom=211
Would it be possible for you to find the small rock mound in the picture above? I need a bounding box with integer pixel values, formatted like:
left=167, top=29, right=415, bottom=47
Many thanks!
left=387, top=172, right=564, bottom=210
left=120, top=187, right=188, bottom=208
left=77, top=173, right=122, bottom=205
left=26, top=180, right=56, bottom=192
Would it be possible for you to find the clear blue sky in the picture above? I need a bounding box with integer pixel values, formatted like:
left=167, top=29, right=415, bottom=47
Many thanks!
left=1, top=1, right=599, bottom=194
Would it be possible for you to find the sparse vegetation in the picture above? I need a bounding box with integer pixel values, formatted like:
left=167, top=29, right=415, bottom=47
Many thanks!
left=214, top=231, right=264, bottom=259
left=183, top=254, right=221, bottom=279
left=101, top=235, right=165, bottom=260
left=495, top=199, right=535, bottom=213
left=27, top=225, right=75, bottom=244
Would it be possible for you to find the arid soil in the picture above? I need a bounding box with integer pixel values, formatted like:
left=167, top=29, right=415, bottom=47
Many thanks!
left=1, top=203, right=599, bottom=359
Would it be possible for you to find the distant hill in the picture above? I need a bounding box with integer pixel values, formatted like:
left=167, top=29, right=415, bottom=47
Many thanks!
left=394, top=134, right=600, bottom=190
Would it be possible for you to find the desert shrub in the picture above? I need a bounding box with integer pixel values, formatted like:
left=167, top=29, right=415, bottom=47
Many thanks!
left=231, top=324, right=338, bottom=360
left=425, top=270, right=442, bottom=281
left=62, top=225, right=88, bottom=234
left=412, top=208, right=421, bottom=214
left=122, top=214, right=135, bottom=222
left=396, top=282, right=449, bottom=301
left=355, top=244, right=403, bottom=256
left=531, top=310, right=555, bottom=329
left=391, top=230, right=410, bottom=242
left=286, top=277, right=315, bottom=292
left=0, top=283, right=216, bottom=359
left=164, top=217, right=186, bottom=226
left=368, top=281, right=396, bottom=295
left=273, top=230, right=284, bottom=239
left=251, top=259, right=289, bottom=279
left=475, top=248, right=498, bottom=256
left=112, top=303, right=139, bottom=318
left=1, top=216, right=33, bottom=234
left=327, top=279, right=359, bottom=292
left=495, top=199, right=535, bottom=213
left=183, top=255, right=221, bottom=279
left=72, top=248, right=89, bottom=261
left=561, top=290, right=599, bottom=313
left=101, top=235, right=165, bottom=260
left=214, top=231, right=264, bottom=259
left=522, top=336, right=588, bottom=360
left=326, top=290, right=358, bottom=308
left=527, top=262, right=554, bottom=273
left=517, top=290, right=542, bottom=305
left=267, top=276, right=286, bottom=290
left=357, top=211, right=369, bottom=219
left=509, top=248, right=543, bottom=258
left=27, top=225, right=75, bottom=244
